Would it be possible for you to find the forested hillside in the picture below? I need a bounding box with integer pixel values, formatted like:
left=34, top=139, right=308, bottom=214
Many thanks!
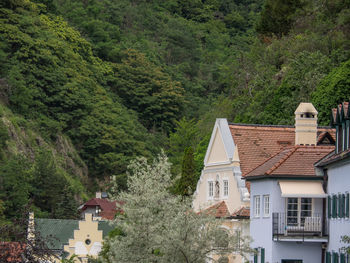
left=0, top=0, right=349, bottom=223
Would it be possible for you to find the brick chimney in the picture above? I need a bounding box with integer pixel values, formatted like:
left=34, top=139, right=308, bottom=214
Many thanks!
left=294, top=103, right=318, bottom=145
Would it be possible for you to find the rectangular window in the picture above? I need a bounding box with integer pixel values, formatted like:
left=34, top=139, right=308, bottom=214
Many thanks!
left=208, top=181, right=213, bottom=198
left=300, top=198, right=312, bottom=224
left=287, top=198, right=298, bottom=226
left=263, top=195, right=270, bottom=217
left=254, top=196, right=260, bottom=217
left=287, top=198, right=312, bottom=226
left=223, top=180, right=228, bottom=197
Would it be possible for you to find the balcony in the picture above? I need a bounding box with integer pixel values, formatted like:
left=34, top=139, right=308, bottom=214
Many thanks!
left=272, top=213, right=328, bottom=242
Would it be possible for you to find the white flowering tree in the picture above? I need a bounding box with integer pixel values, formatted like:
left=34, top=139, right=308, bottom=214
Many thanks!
left=101, top=153, right=251, bottom=263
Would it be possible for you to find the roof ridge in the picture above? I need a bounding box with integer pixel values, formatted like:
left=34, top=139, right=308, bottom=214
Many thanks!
left=266, top=146, right=300, bottom=175
left=229, top=123, right=294, bottom=128
left=35, top=218, right=78, bottom=222
left=243, top=147, right=294, bottom=177
left=228, top=122, right=333, bottom=129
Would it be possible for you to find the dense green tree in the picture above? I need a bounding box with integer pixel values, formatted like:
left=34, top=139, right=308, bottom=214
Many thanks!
left=31, top=150, right=78, bottom=219
left=256, top=0, right=304, bottom=37
left=0, top=155, right=31, bottom=219
left=111, top=49, right=184, bottom=132
left=168, top=118, right=199, bottom=177
left=174, top=147, right=197, bottom=196
left=312, top=59, right=350, bottom=125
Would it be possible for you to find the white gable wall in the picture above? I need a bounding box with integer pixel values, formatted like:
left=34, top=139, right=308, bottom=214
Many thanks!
left=206, top=128, right=229, bottom=164
left=193, top=119, right=249, bottom=213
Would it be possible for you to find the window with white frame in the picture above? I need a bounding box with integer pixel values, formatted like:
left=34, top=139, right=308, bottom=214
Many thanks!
left=286, top=197, right=312, bottom=226
left=254, top=195, right=261, bottom=217
left=263, top=195, right=270, bottom=217
left=208, top=181, right=213, bottom=198
left=223, top=180, right=228, bottom=197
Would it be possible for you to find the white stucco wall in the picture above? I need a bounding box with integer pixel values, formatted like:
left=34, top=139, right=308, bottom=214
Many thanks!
left=249, top=179, right=325, bottom=263
left=326, top=160, right=350, bottom=253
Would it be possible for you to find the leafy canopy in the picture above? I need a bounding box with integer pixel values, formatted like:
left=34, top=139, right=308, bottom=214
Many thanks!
left=102, top=153, right=251, bottom=263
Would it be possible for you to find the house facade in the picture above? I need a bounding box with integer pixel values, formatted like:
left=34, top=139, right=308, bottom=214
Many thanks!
left=193, top=103, right=335, bottom=263
left=245, top=103, right=336, bottom=263
left=79, top=192, right=123, bottom=220
left=34, top=213, right=114, bottom=263
left=316, top=102, right=350, bottom=263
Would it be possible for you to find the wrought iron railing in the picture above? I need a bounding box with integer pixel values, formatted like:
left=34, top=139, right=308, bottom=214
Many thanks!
left=272, top=213, right=328, bottom=241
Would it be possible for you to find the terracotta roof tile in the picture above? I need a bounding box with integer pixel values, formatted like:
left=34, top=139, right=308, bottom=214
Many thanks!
left=81, top=198, right=124, bottom=220
left=316, top=148, right=350, bottom=167
left=203, top=201, right=230, bottom=218
left=0, top=242, right=26, bottom=262
left=231, top=206, right=250, bottom=219
left=245, top=146, right=334, bottom=179
left=229, top=124, right=335, bottom=177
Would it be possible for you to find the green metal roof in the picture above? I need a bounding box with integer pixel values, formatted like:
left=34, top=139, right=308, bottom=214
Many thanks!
left=35, top=218, right=115, bottom=250
left=35, top=218, right=79, bottom=250
left=98, top=221, right=115, bottom=238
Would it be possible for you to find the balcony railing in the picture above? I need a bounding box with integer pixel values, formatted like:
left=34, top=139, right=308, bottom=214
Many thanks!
left=272, top=213, right=328, bottom=241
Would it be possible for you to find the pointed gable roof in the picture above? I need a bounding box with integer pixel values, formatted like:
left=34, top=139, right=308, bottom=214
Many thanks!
left=204, top=119, right=235, bottom=165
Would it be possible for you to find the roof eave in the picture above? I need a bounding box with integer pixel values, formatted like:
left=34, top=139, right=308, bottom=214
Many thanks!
left=245, top=174, right=324, bottom=181
left=316, top=150, right=350, bottom=167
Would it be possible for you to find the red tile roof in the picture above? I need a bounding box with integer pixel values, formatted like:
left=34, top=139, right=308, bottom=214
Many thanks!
left=231, top=206, right=250, bottom=219
left=245, top=146, right=334, bottom=179
left=203, top=201, right=230, bottom=218
left=229, top=124, right=335, bottom=177
left=81, top=198, right=123, bottom=220
left=316, top=148, right=350, bottom=167
left=0, top=242, right=26, bottom=262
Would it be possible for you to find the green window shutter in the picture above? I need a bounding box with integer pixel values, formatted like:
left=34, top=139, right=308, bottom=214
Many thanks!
left=339, top=194, right=343, bottom=218
left=346, top=193, right=349, bottom=218
left=333, top=252, right=339, bottom=263
left=328, top=196, right=332, bottom=219
left=340, top=253, right=345, bottom=263
left=342, top=194, right=346, bottom=218
left=326, top=252, right=331, bottom=263
left=339, top=194, right=342, bottom=218
left=333, top=195, right=337, bottom=218
left=254, top=249, right=258, bottom=263
left=261, top=248, right=265, bottom=263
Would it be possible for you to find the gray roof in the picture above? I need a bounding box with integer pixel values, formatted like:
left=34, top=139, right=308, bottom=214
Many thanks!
left=35, top=218, right=115, bottom=250
left=35, top=218, right=79, bottom=250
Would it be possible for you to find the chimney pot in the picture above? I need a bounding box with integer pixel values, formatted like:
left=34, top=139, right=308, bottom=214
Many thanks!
left=294, top=103, right=318, bottom=145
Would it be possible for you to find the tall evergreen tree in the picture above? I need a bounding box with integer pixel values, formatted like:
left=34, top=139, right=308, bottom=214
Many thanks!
left=174, top=147, right=197, bottom=196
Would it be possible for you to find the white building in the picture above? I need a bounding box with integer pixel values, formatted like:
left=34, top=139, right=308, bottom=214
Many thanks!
left=245, top=103, right=336, bottom=263
left=316, top=102, right=350, bottom=263
left=193, top=103, right=335, bottom=263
